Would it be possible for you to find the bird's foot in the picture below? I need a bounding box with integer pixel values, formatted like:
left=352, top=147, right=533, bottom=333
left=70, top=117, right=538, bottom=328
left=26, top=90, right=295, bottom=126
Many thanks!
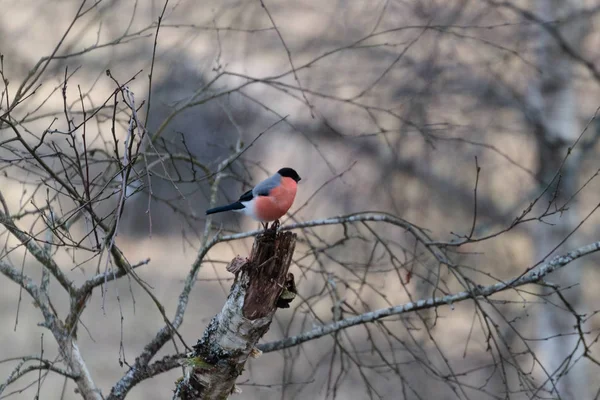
left=270, top=219, right=280, bottom=231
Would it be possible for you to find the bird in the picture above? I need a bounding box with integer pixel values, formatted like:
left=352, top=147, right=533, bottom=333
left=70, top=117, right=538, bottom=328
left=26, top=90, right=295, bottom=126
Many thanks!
left=206, top=167, right=301, bottom=229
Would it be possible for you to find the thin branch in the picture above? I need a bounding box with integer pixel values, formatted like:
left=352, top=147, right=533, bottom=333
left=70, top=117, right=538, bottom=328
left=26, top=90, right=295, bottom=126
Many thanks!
left=210, top=212, right=450, bottom=266
left=144, top=0, right=170, bottom=128
left=0, top=357, right=78, bottom=396
left=258, top=0, right=314, bottom=116
left=468, top=156, right=480, bottom=239
left=0, top=208, right=74, bottom=293
left=488, top=0, right=600, bottom=83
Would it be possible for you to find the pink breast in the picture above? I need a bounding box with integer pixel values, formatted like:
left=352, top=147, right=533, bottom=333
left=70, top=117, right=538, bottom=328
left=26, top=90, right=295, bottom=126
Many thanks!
left=253, top=178, right=297, bottom=222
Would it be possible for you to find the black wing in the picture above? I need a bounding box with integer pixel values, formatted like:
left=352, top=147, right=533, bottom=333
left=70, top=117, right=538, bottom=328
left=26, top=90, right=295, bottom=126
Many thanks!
left=238, top=189, right=254, bottom=202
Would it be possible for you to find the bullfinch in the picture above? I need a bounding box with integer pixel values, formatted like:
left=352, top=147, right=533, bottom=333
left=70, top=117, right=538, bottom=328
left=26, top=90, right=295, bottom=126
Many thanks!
left=206, top=167, right=301, bottom=228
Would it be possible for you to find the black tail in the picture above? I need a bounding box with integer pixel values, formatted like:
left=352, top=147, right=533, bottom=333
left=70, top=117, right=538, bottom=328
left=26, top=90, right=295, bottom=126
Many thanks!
left=206, top=202, right=245, bottom=215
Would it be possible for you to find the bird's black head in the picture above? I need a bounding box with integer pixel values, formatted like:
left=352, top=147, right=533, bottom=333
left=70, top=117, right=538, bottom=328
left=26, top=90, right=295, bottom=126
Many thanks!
left=278, top=167, right=301, bottom=182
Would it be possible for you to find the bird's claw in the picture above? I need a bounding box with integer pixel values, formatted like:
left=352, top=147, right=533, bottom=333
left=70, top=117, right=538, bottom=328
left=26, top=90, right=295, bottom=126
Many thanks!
left=270, top=219, right=280, bottom=231
left=261, top=220, right=280, bottom=231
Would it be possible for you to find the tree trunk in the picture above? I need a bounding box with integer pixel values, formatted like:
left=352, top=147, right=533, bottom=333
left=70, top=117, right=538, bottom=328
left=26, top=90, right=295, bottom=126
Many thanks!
left=529, top=1, right=590, bottom=398
left=175, top=229, right=297, bottom=399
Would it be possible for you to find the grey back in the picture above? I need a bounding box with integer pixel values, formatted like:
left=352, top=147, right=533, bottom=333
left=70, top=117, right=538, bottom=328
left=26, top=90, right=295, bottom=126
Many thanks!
left=252, top=173, right=282, bottom=197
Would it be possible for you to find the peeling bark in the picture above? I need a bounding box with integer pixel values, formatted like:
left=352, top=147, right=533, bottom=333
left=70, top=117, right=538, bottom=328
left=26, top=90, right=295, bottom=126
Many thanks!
left=175, top=229, right=297, bottom=399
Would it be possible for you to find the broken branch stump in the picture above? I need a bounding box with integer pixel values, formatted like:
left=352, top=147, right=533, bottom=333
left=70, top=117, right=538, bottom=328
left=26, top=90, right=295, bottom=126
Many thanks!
left=175, top=229, right=297, bottom=399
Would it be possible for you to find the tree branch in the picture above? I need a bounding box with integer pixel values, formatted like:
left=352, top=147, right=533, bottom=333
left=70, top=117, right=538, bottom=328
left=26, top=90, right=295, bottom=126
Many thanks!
left=0, top=259, right=101, bottom=399
left=100, top=239, right=600, bottom=391
left=258, top=240, right=600, bottom=352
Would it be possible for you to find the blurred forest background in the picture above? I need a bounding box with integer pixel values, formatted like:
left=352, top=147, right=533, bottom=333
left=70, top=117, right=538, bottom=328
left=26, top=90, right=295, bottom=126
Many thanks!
left=1, top=0, right=600, bottom=399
